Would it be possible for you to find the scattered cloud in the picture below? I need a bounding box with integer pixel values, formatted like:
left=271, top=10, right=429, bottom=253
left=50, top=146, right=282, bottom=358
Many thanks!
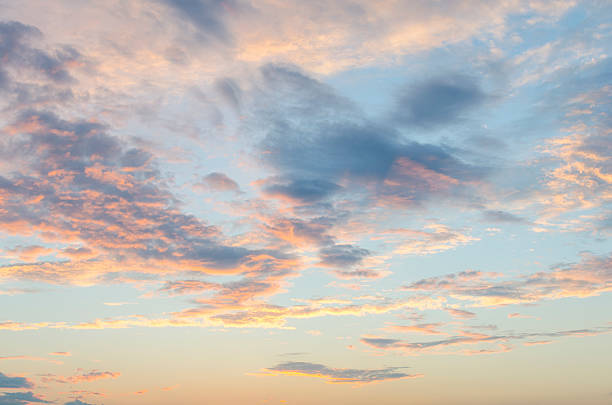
left=404, top=253, right=612, bottom=307
left=361, top=325, right=612, bottom=355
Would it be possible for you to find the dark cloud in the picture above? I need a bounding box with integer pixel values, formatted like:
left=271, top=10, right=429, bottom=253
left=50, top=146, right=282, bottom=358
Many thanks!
left=318, top=244, right=370, bottom=267
left=0, top=21, right=42, bottom=60
left=392, top=75, right=486, bottom=128
left=0, top=391, right=50, bottom=404
left=0, top=110, right=294, bottom=284
left=214, top=77, right=242, bottom=111
left=361, top=326, right=612, bottom=354
left=263, top=361, right=420, bottom=384
left=333, top=268, right=386, bottom=279
left=0, top=21, right=80, bottom=84
left=162, top=0, right=239, bottom=43
left=0, top=372, right=32, bottom=389
left=0, top=21, right=78, bottom=109
left=263, top=179, right=341, bottom=203
left=64, top=400, right=94, bottom=405
left=256, top=65, right=487, bottom=206
left=482, top=210, right=527, bottom=223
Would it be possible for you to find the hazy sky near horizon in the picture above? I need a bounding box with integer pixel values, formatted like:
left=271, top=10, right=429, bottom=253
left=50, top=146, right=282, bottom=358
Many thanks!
left=0, top=1, right=611, bottom=404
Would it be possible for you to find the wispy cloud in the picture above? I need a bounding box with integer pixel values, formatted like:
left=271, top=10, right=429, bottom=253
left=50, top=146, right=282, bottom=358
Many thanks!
left=258, top=361, right=422, bottom=385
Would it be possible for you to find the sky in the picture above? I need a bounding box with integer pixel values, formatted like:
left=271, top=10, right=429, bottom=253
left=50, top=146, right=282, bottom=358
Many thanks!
left=0, top=1, right=611, bottom=404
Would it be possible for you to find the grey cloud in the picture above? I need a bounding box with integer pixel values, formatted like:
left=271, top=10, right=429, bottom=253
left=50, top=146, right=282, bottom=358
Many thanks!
left=0, top=391, right=50, bottom=404
left=361, top=326, right=612, bottom=353
left=214, top=77, right=242, bottom=111
left=0, top=373, right=32, bottom=389
left=333, top=268, right=386, bottom=279
left=393, top=75, right=486, bottom=128
left=482, top=210, right=527, bottom=223
left=162, top=0, right=239, bottom=43
left=256, top=64, right=487, bottom=206
left=64, top=400, right=94, bottom=405
left=264, top=361, right=419, bottom=384
left=318, top=244, right=370, bottom=267
left=263, top=179, right=341, bottom=203
left=0, top=21, right=80, bottom=84
left=0, top=110, right=290, bottom=280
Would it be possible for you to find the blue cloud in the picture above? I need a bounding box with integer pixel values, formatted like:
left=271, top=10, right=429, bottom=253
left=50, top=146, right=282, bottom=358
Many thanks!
left=393, top=75, right=486, bottom=128
left=0, top=372, right=32, bottom=389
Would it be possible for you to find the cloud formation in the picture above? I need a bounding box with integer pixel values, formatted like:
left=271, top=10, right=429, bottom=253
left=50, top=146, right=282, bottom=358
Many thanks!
left=40, top=370, right=120, bottom=384
left=403, top=253, right=612, bottom=307
left=0, top=372, right=32, bottom=389
left=198, top=172, right=241, bottom=193
left=392, top=75, right=486, bottom=128
left=0, top=391, right=50, bottom=404
left=260, top=361, right=422, bottom=385
left=361, top=326, right=612, bottom=355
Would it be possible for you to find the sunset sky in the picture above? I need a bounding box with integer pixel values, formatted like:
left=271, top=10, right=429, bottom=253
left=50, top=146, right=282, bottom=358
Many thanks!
left=1, top=1, right=611, bottom=404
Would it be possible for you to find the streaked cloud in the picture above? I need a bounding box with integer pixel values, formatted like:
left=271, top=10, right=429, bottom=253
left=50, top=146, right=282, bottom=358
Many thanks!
left=361, top=325, right=612, bottom=355
left=0, top=391, right=50, bottom=404
left=404, top=253, right=612, bottom=307
left=259, top=361, right=422, bottom=385
left=40, top=370, right=120, bottom=384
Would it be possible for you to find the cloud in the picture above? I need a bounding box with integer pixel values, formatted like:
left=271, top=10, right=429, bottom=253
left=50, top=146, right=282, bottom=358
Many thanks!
left=41, top=370, right=120, bottom=384
left=233, top=0, right=577, bottom=74
left=161, top=0, right=240, bottom=43
left=5, top=245, right=54, bottom=261
left=159, top=279, right=220, bottom=296
left=403, top=253, right=612, bottom=307
left=332, top=268, right=389, bottom=280
left=64, top=400, right=95, bottom=405
left=0, top=109, right=297, bottom=287
left=392, top=75, right=486, bottom=128
left=0, top=372, right=33, bottom=389
left=445, top=308, right=476, bottom=319
left=261, top=216, right=336, bottom=248
left=384, top=224, right=478, bottom=255
left=361, top=325, right=612, bottom=355
left=0, top=21, right=79, bottom=84
left=259, top=361, right=422, bottom=385
left=508, top=313, right=536, bottom=319
left=214, top=77, right=242, bottom=111
left=481, top=210, right=528, bottom=224
left=0, top=20, right=81, bottom=112
left=176, top=295, right=446, bottom=328
left=0, top=288, right=38, bottom=296
left=198, top=172, right=241, bottom=193
left=262, top=179, right=341, bottom=204
left=318, top=244, right=370, bottom=268
left=388, top=323, right=447, bottom=335
left=254, top=64, right=488, bottom=209
left=0, top=391, right=50, bottom=404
